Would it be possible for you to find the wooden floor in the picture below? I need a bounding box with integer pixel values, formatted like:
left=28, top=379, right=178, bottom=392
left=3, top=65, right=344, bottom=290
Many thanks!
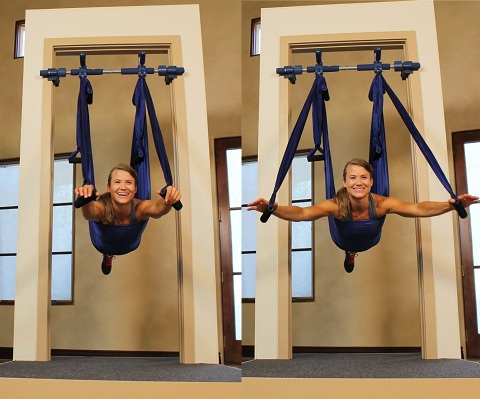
left=0, top=378, right=242, bottom=399
left=243, top=378, right=480, bottom=399
left=1, top=375, right=478, bottom=399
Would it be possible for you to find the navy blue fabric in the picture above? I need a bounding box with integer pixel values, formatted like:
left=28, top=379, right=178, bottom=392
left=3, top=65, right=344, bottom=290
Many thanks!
left=89, top=220, right=148, bottom=255
left=267, top=74, right=326, bottom=210
left=269, top=73, right=330, bottom=209
left=130, top=76, right=152, bottom=201
left=142, top=78, right=174, bottom=188
left=70, top=76, right=96, bottom=188
left=368, top=73, right=389, bottom=197
left=75, top=75, right=170, bottom=255
left=331, top=218, right=385, bottom=252
left=381, top=75, right=460, bottom=203
left=325, top=73, right=386, bottom=252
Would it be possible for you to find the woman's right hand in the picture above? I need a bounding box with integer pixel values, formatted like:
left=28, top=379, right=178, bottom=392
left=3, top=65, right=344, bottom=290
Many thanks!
left=74, top=184, right=99, bottom=198
left=247, top=198, right=277, bottom=213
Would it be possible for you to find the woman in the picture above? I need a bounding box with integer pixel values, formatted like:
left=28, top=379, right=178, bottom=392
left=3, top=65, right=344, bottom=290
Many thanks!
left=75, top=163, right=181, bottom=275
left=248, top=158, right=479, bottom=273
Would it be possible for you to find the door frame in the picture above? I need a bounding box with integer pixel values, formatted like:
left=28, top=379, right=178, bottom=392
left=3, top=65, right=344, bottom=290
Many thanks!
left=214, top=136, right=242, bottom=364
left=452, top=129, right=480, bottom=358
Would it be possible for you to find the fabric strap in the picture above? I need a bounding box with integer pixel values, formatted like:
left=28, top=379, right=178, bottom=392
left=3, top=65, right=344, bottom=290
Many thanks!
left=73, top=74, right=173, bottom=255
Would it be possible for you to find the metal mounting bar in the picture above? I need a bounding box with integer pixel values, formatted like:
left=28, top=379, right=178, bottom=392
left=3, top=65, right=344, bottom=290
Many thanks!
left=277, top=47, right=420, bottom=83
left=158, top=65, right=185, bottom=85
left=39, top=51, right=185, bottom=86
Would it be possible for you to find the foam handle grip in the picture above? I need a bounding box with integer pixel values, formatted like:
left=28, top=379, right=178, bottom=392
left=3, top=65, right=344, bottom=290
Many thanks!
left=74, top=194, right=97, bottom=209
left=160, top=187, right=183, bottom=211
left=260, top=205, right=275, bottom=223
left=453, top=198, right=468, bottom=219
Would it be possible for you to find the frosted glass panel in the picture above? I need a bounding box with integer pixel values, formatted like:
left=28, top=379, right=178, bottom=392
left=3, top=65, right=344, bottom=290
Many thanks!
left=465, top=143, right=480, bottom=265
left=0, top=164, right=19, bottom=207
left=242, top=253, right=256, bottom=299
left=0, top=254, right=72, bottom=301
left=291, top=202, right=312, bottom=249
left=52, top=254, right=72, bottom=301
left=292, top=157, right=311, bottom=201
left=470, top=206, right=480, bottom=265
left=292, top=250, right=313, bottom=298
left=0, top=209, right=18, bottom=253
left=0, top=256, right=16, bottom=300
left=52, top=205, right=73, bottom=252
left=227, top=148, right=242, bottom=207
left=230, top=209, right=241, bottom=273
left=292, top=220, right=312, bottom=249
left=53, top=160, right=74, bottom=203
left=242, top=207, right=257, bottom=252
left=242, top=162, right=258, bottom=205
left=476, top=269, right=480, bottom=331
left=234, top=274, right=242, bottom=339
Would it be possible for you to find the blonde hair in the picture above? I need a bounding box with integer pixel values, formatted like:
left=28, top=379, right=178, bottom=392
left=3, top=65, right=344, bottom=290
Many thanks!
left=97, top=164, right=138, bottom=225
left=334, top=158, right=373, bottom=221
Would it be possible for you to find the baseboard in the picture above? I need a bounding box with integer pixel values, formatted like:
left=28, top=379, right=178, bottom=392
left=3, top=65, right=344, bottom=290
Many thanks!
left=0, top=347, right=179, bottom=360
left=242, top=346, right=421, bottom=359
left=0, top=347, right=13, bottom=360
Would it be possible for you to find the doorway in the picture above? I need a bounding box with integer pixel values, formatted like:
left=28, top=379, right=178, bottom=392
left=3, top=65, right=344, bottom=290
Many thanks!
left=452, top=129, right=480, bottom=358
left=214, top=137, right=242, bottom=364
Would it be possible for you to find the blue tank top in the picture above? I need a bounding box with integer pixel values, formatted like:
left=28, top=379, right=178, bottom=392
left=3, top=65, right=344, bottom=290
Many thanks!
left=109, top=200, right=139, bottom=225
left=345, top=193, right=377, bottom=221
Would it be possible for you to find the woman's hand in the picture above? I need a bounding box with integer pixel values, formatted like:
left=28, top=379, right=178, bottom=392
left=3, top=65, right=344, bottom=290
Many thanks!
left=75, top=184, right=100, bottom=199
left=449, top=194, right=480, bottom=208
left=247, top=198, right=276, bottom=213
left=156, top=186, right=182, bottom=206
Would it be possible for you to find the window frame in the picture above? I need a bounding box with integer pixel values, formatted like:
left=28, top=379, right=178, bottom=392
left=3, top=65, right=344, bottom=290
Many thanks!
left=214, top=137, right=242, bottom=365
left=241, top=151, right=314, bottom=303
left=0, top=155, right=75, bottom=305
left=241, top=155, right=258, bottom=303
left=290, top=153, right=314, bottom=302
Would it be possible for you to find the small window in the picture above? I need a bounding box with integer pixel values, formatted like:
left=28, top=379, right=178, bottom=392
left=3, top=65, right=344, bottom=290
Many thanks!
left=0, top=158, right=74, bottom=304
left=250, top=18, right=261, bottom=56
left=242, top=153, right=313, bottom=301
left=290, top=156, right=313, bottom=300
left=226, top=148, right=242, bottom=339
left=14, top=20, right=25, bottom=59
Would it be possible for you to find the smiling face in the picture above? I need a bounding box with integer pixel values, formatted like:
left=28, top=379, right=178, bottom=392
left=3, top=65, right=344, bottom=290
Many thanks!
left=107, top=169, right=138, bottom=204
left=342, top=164, right=373, bottom=200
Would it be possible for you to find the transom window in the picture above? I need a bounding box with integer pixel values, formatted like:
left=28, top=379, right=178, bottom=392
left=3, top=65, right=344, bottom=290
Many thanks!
left=14, top=20, right=25, bottom=59
left=250, top=18, right=261, bottom=56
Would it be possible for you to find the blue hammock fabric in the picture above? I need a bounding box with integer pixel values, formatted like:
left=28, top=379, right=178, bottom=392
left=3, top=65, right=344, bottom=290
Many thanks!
left=72, top=76, right=95, bottom=188
left=88, top=221, right=148, bottom=256
left=263, top=71, right=465, bottom=253
left=326, top=73, right=386, bottom=252
left=72, top=74, right=172, bottom=255
left=263, top=74, right=325, bottom=219
left=380, top=74, right=462, bottom=206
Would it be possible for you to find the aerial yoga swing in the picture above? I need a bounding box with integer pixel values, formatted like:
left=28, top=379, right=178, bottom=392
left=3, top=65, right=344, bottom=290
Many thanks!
left=256, top=49, right=469, bottom=268
left=71, top=59, right=182, bottom=260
